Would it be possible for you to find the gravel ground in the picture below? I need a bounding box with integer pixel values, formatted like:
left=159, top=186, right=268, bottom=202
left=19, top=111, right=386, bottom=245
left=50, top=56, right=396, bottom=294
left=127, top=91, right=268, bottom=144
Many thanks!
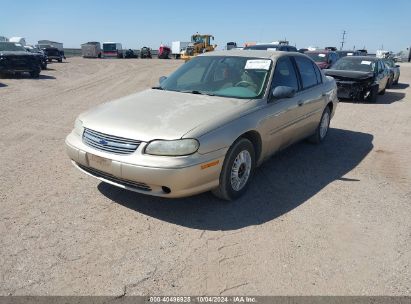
left=0, top=58, right=410, bottom=296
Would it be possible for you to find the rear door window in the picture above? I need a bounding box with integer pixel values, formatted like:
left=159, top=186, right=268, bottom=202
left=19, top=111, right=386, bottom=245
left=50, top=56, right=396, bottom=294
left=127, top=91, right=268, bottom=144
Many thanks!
left=271, top=57, right=299, bottom=92
left=294, top=56, right=318, bottom=89
left=313, top=62, right=322, bottom=84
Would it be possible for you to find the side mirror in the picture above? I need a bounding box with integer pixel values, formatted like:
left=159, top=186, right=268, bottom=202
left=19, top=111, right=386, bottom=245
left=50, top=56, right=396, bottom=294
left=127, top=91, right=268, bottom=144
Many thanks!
left=271, top=86, right=296, bottom=100
left=159, top=76, right=167, bottom=84
left=396, top=65, right=400, bottom=68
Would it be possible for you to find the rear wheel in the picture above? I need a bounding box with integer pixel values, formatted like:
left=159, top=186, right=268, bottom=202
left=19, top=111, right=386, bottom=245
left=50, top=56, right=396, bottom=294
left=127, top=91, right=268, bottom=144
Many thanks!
left=386, top=76, right=393, bottom=89
left=308, top=106, right=331, bottom=144
left=368, top=85, right=378, bottom=103
left=30, top=70, right=40, bottom=78
left=212, top=138, right=255, bottom=201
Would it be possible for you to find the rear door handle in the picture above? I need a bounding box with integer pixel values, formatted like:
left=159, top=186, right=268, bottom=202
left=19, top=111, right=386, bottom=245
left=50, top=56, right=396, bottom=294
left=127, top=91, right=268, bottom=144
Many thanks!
left=322, top=92, right=327, bottom=97
left=298, top=100, right=303, bottom=107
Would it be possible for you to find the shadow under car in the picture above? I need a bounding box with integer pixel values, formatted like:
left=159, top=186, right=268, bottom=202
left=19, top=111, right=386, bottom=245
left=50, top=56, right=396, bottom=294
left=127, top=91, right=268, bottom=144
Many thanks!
left=98, top=128, right=374, bottom=231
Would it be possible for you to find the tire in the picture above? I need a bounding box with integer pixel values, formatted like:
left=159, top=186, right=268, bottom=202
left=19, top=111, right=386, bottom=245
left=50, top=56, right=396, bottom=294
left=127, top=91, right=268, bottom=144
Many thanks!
left=30, top=70, right=40, bottom=78
left=308, top=106, right=331, bottom=144
left=386, top=77, right=393, bottom=89
left=393, top=76, right=399, bottom=85
left=212, top=138, right=255, bottom=201
left=48, top=58, right=52, bottom=62
left=368, top=85, right=378, bottom=103
left=58, top=59, right=62, bottom=63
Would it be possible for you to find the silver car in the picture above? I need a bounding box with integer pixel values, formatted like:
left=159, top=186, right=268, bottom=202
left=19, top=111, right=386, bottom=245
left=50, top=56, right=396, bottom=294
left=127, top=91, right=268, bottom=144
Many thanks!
left=66, top=50, right=338, bottom=200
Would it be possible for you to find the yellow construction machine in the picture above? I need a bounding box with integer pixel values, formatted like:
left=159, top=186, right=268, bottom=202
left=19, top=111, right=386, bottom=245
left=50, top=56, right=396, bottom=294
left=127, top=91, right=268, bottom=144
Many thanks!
left=181, top=33, right=216, bottom=62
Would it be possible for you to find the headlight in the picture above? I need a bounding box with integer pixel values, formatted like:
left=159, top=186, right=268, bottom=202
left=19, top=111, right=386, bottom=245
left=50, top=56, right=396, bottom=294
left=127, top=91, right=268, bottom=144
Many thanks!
left=145, top=139, right=199, bottom=156
left=74, top=118, right=84, bottom=136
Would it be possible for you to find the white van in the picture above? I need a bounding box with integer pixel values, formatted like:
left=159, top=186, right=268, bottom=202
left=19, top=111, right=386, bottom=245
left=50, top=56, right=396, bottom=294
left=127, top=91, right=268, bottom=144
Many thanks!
left=9, top=37, right=26, bottom=46
left=102, top=42, right=123, bottom=58
left=81, top=42, right=102, bottom=58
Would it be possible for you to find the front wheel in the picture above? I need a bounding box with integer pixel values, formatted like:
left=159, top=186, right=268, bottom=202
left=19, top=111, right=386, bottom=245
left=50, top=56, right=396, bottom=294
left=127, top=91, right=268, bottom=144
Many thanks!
left=308, top=106, right=331, bottom=144
left=368, top=85, right=378, bottom=103
left=212, top=138, right=255, bottom=201
left=30, top=70, right=40, bottom=78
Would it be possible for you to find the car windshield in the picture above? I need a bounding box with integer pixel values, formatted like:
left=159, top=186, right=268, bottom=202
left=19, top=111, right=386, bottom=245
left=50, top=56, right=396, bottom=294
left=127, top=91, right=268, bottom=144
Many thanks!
left=306, top=52, right=328, bottom=62
left=159, top=56, right=272, bottom=99
left=331, top=57, right=375, bottom=72
left=383, top=59, right=395, bottom=68
left=0, top=42, right=26, bottom=52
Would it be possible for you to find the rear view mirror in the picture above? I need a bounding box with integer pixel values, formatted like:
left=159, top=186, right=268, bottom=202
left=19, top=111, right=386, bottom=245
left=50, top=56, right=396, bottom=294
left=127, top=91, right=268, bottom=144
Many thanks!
left=271, top=86, right=296, bottom=100
left=159, top=76, right=167, bottom=84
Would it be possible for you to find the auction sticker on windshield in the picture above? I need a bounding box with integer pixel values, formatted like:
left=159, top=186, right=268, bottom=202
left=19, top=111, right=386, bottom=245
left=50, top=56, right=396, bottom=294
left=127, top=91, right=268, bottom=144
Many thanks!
left=245, top=59, right=271, bottom=70
left=361, top=60, right=372, bottom=65
left=319, top=54, right=326, bottom=57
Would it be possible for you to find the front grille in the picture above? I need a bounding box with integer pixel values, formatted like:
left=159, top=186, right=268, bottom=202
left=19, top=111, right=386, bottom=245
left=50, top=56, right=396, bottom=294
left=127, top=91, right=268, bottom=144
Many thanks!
left=78, top=164, right=152, bottom=192
left=83, top=128, right=141, bottom=155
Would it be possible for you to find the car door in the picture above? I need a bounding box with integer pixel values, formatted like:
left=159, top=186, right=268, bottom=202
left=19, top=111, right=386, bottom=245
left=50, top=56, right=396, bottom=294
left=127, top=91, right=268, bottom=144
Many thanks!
left=292, top=56, right=326, bottom=138
left=258, top=56, right=303, bottom=155
left=376, top=60, right=388, bottom=91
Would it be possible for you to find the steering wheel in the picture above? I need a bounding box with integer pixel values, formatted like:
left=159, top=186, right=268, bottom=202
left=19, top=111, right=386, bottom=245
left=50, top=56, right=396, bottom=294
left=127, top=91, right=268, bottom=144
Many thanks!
left=234, top=80, right=256, bottom=88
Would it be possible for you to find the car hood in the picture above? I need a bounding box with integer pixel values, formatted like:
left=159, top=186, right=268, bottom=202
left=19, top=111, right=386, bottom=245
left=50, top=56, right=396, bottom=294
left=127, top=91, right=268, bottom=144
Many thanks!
left=324, top=69, right=374, bottom=80
left=0, top=51, right=35, bottom=57
left=80, top=89, right=253, bottom=142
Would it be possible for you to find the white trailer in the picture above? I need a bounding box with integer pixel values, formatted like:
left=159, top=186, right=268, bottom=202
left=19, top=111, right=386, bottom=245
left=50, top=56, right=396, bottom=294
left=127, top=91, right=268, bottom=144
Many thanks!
left=171, top=41, right=190, bottom=59
left=81, top=42, right=102, bottom=58
left=9, top=37, right=26, bottom=46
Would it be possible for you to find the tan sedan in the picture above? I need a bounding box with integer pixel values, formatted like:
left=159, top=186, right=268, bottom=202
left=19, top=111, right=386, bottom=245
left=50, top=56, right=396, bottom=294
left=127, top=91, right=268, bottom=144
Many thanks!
left=66, top=50, right=338, bottom=200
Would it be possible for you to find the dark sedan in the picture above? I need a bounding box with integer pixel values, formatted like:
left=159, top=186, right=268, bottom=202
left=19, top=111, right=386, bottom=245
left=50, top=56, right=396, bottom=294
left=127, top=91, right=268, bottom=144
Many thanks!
left=305, top=50, right=339, bottom=69
left=383, top=58, right=400, bottom=85
left=0, top=42, right=41, bottom=78
left=324, top=56, right=390, bottom=102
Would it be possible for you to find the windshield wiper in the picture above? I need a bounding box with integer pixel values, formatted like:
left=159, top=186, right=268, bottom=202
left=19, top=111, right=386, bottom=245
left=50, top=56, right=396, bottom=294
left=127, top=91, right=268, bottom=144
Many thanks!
left=180, top=90, right=215, bottom=96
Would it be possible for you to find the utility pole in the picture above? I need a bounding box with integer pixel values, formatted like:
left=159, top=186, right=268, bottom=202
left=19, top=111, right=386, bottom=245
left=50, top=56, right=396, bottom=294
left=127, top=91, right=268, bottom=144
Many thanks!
left=340, top=30, right=346, bottom=50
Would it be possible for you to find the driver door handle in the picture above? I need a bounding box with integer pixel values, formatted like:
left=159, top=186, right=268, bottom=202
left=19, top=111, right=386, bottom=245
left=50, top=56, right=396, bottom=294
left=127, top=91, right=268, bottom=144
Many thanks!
left=298, top=100, right=304, bottom=107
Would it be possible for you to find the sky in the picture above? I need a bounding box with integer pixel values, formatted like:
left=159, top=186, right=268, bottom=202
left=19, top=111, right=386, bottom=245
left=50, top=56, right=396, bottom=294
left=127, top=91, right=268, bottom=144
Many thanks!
left=1, top=0, right=411, bottom=53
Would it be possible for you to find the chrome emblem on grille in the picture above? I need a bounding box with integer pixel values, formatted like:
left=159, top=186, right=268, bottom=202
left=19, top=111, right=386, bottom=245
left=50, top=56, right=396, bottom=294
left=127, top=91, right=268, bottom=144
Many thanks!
left=99, top=139, right=108, bottom=145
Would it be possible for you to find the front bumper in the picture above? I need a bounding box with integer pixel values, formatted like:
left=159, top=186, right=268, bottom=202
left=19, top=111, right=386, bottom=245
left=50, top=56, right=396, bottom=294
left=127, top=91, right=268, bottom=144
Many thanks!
left=335, top=81, right=368, bottom=100
left=65, top=131, right=226, bottom=198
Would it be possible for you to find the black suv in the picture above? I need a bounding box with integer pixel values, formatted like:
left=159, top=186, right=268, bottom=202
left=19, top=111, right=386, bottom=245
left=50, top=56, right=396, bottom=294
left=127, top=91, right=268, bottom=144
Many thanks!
left=0, top=42, right=41, bottom=78
left=44, top=47, right=64, bottom=62
left=140, top=47, right=152, bottom=58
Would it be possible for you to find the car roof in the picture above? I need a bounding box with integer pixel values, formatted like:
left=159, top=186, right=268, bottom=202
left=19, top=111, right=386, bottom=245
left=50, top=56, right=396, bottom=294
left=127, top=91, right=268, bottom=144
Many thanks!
left=340, top=56, right=379, bottom=61
left=201, top=49, right=303, bottom=60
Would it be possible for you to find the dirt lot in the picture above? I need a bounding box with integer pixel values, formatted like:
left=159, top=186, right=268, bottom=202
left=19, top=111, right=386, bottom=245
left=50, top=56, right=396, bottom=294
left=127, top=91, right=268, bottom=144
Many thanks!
left=0, top=58, right=410, bottom=296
